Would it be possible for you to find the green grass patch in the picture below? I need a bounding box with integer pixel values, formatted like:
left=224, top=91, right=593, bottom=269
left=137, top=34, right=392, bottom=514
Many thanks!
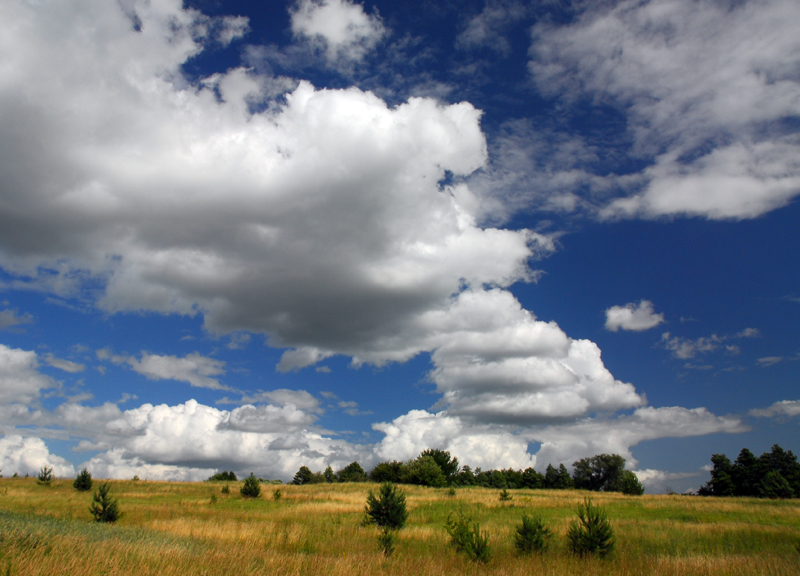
left=0, top=477, right=798, bottom=575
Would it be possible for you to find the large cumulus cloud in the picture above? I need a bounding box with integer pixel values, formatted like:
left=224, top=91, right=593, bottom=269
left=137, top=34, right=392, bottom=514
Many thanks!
left=0, top=0, right=543, bottom=369
left=372, top=405, right=746, bottom=473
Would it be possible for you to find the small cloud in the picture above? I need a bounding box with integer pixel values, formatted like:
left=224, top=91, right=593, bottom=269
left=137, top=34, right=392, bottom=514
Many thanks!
left=124, top=352, right=229, bottom=390
left=290, top=0, right=386, bottom=66
left=661, top=327, right=760, bottom=360
left=736, top=328, right=761, bottom=339
left=757, top=356, right=783, bottom=367
left=661, top=332, right=720, bottom=359
left=261, top=389, right=322, bottom=412
left=226, top=332, right=251, bottom=350
left=337, top=400, right=372, bottom=416
left=44, top=354, right=86, bottom=373
left=634, top=469, right=700, bottom=493
left=218, top=389, right=323, bottom=413
left=719, top=365, right=745, bottom=373
left=320, top=391, right=337, bottom=399
left=0, top=308, right=33, bottom=331
left=455, top=0, right=528, bottom=56
left=750, top=400, right=800, bottom=418
left=605, top=300, right=664, bottom=332
left=683, top=363, right=713, bottom=370
left=315, top=366, right=332, bottom=373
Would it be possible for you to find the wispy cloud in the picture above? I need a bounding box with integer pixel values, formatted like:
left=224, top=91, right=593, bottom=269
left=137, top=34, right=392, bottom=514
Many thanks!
left=661, top=327, right=760, bottom=360
left=528, top=0, right=800, bottom=220
left=44, top=355, right=86, bottom=374
left=0, top=309, right=33, bottom=331
left=757, top=356, right=783, bottom=367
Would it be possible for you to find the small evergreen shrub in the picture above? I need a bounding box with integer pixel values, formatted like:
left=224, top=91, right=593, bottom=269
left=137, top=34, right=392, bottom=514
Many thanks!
left=273, top=489, right=282, bottom=501
left=221, top=483, right=230, bottom=494
left=132, top=475, right=140, bottom=481
left=513, top=514, right=551, bottom=554
left=447, top=487, right=457, bottom=496
left=567, top=498, right=614, bottom=557
left=468, top=525, right=492, bottom=563
left=240, top=473, right=261, bottom=498
left=89, top=482, right=121, bottom=523
left=364, top=482, right=408, bottom=530
left=365, top=483, right=408, bottom=556
left=445, top=511, right=492, bottom=563
left=499, top=488, right=512, bottom=501
left=37, top=465, right=53, bottom=486
left=74, top=468, right=93, bottom=492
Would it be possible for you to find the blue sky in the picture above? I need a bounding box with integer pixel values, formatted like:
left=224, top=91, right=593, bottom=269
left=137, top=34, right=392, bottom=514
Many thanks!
left=1, top=0, right=799, bottom=492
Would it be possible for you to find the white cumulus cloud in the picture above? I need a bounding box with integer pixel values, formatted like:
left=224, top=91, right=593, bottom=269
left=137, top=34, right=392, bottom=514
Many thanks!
left=530, top=406, right=747, bottom=469
left=70, top=400, right=369, bottom=481
left=605, top=300, right=665, bottom=332
left=0, top=344, right=56, bottom=405
left=373, top=409, right=536, bottom=471
left=634, top=468, right=700, bottom=494
left=0, top=0, right=553, bottom=372
left=750, top=399, right=800, bottom=418
left=426, top=290, right=645, bottom=424
left=0, top=435, right=74, bottom=478
left=290, top=0, right=386, bottom=65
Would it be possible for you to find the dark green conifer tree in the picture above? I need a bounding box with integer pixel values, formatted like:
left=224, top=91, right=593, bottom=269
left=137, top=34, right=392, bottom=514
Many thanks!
left=74, top=468, right=93, bottom=491
left=240, top=473, right=261, bottom=498
left=89, top=482, right=120, bottom=522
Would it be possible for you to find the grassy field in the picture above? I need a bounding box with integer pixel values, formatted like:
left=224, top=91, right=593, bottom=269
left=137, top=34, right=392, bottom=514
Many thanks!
left=1, top=477, right=799, bottom=575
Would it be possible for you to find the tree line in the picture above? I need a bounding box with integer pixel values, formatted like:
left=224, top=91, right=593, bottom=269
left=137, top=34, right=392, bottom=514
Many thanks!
left=284, top=449, right=645, bottom=495
left=699, top=444, right=800, bottom=498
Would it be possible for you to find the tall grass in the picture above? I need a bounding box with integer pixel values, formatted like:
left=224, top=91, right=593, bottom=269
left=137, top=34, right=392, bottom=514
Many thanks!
left=0, top=477, right=798, bottom=575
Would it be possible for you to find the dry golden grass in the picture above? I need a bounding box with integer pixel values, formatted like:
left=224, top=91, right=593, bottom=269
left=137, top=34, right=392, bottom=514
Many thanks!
left=1, top=478, right=798, bottom=575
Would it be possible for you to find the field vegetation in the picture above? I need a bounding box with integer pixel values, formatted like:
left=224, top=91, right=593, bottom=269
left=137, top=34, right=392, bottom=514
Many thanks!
left=1, top=476, right=798, bottom=575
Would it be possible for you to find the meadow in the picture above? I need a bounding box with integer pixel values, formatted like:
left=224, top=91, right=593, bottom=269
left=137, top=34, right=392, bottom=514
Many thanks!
left=1, top=477, right=799, bottom=575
